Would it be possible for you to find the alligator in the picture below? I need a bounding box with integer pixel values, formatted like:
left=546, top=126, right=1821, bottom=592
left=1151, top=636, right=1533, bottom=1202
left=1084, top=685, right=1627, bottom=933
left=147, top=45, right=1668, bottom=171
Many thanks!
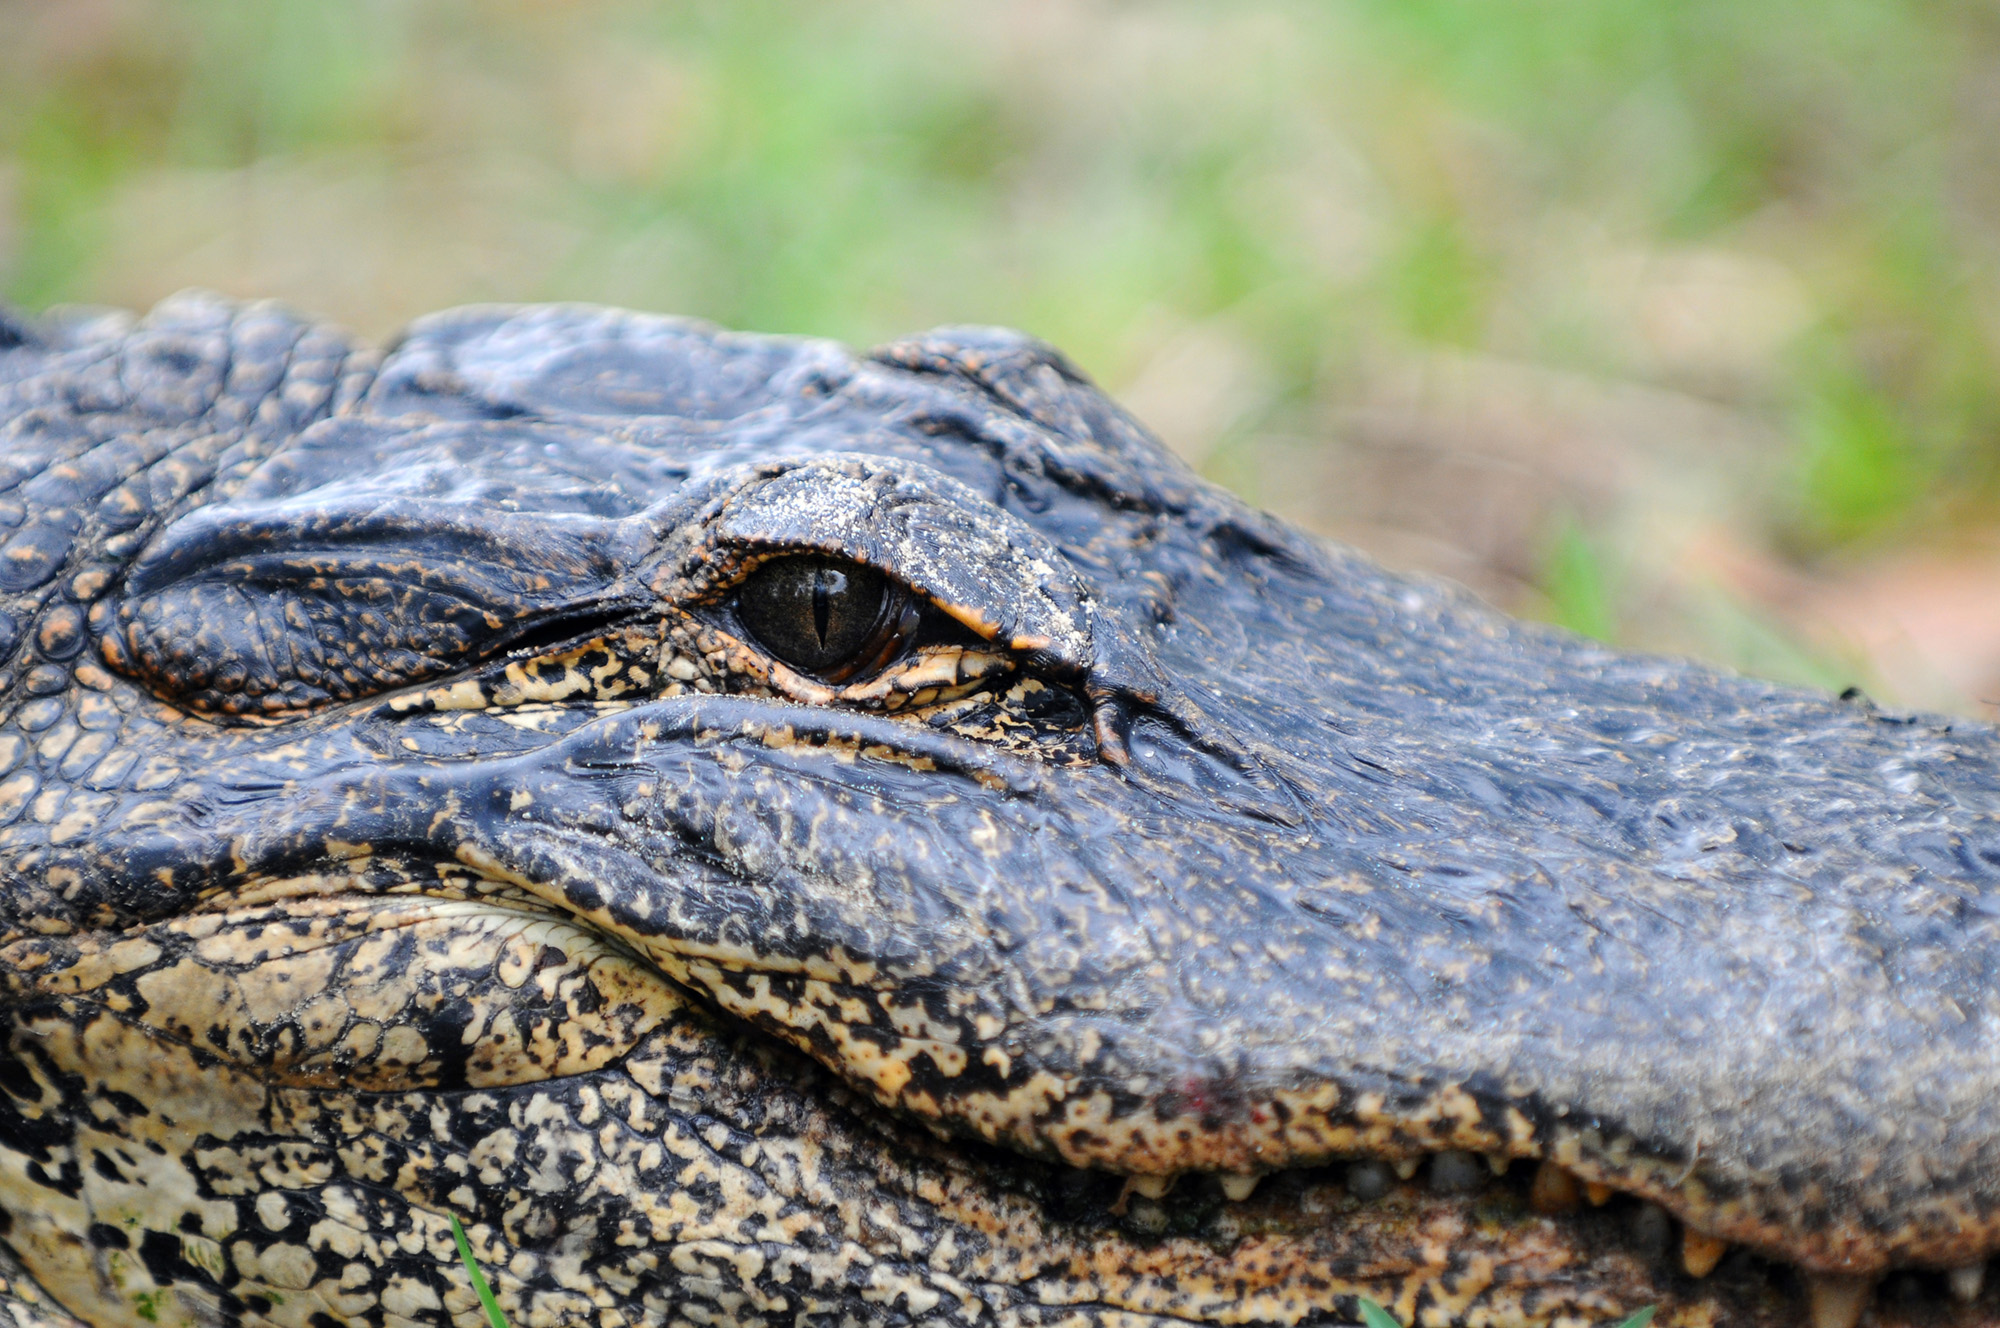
left=0, top=292, right=1993, bottom=1328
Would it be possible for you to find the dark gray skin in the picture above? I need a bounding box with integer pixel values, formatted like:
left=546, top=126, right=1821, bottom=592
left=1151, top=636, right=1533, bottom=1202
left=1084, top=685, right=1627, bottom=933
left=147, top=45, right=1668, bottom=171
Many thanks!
left=0, top=292, right=1993, bottom=1328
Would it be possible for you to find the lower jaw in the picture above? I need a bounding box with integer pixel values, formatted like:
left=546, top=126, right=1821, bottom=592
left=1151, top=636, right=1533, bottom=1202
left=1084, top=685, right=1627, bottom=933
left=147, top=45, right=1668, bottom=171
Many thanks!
left=0, top=1010, right=1986, bottom=1328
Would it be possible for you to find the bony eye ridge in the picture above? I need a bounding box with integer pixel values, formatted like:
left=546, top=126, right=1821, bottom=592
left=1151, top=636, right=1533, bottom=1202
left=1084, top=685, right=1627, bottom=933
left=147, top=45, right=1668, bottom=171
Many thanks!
left=734, top=554, right=921, bottom=683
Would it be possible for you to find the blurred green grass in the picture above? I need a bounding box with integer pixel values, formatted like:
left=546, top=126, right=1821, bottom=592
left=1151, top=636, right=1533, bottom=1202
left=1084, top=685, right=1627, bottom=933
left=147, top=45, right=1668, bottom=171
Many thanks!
left=4, top=0, right=1998, bottom=709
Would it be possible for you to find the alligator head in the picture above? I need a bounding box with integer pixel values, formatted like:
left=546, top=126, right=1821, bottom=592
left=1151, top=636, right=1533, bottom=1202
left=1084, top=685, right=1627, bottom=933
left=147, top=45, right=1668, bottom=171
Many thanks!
left=0, top=293, right=1995, bottom=1328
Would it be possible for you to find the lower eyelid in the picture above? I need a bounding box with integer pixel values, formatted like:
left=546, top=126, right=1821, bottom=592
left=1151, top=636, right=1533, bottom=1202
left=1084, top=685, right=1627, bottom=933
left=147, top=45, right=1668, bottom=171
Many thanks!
left=833, top=645, right=1014, bottom=709
left=392, top=605, right=1009, bottom=717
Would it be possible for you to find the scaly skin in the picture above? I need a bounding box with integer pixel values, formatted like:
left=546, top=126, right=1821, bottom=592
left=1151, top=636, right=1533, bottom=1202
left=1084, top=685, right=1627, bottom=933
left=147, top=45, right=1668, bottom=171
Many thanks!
left=0, top=293, right=1995, bottom=1328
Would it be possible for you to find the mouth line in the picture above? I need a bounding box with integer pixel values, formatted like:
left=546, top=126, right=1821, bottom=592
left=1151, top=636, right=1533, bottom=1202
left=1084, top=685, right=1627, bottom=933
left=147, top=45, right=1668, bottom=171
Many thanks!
left=911, top=1128, right=1998, bottom=1327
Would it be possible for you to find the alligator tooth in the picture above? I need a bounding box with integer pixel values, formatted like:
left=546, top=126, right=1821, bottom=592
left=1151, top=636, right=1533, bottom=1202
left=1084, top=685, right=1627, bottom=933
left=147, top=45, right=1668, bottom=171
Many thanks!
left=1584, top=1181, right=1614, bottom=1206
left=1680, top=1229, right=1728, bottom=1278
left=1948, top=1263, right=1986, bottom=1302
left=1528, top=1160, right=1581, bottom=1213
left=1804, top=1274, right=1873, bottom=1328
left=1219, top=1174, right=1260, bottom=1202
left=1346, top=1160, right=1395, bottom=1201
left=1484, top=1152, right=1510, bottom=1176
left=1629, top=1202, right=1674, bottom=1259
left=1392, top=1158, right=1420, bottom=1180
left=1125, top=1198, right=1168, bottom=1235
left=1428, top=1150, right=1487, bottom=1194
left=1130, top=1174, right=1174, bottom=1200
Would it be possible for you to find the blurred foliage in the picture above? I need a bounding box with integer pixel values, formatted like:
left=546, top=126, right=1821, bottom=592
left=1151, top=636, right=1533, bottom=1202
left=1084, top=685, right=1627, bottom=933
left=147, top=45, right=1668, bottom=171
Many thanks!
left=3, top=0, right=1998, bottom=705
left=1539, top=514, right=1620, bottom=647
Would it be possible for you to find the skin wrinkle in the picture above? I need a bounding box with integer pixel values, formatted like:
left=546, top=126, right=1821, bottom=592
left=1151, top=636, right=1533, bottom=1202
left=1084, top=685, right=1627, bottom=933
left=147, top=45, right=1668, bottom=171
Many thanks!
left=0, top=295, right=1992, bottom=1327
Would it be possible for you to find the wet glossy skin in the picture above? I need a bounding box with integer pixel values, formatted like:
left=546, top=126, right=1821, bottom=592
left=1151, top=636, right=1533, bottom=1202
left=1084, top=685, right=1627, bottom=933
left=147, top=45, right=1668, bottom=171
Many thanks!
left=0, top=293, right=1995, bottom=1328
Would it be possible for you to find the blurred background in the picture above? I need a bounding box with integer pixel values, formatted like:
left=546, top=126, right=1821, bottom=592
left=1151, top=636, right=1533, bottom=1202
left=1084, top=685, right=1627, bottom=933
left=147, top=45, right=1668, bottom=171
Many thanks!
left=4, top=0, right=1999, bottom=715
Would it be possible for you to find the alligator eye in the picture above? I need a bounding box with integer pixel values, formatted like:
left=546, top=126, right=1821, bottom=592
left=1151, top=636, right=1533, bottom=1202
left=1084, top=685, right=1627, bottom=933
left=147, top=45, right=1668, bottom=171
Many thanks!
left=735, top=555, right=916, bottom=681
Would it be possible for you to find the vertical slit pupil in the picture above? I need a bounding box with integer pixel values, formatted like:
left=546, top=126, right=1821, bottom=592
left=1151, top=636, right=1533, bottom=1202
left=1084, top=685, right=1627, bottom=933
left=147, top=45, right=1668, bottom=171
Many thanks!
left=813, top=567, right=838, bottom=649
left=736, top=555, right=892, bottom=677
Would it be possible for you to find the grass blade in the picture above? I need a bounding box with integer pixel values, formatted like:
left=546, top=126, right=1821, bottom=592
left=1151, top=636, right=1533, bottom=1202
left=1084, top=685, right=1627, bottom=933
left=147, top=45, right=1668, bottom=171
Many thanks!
left=449, top=1214, right=509, bottom=1328
left=1612, top=1310, right=1657, bottom=1328
left=1355, top=1297, right=1402, bottom=1328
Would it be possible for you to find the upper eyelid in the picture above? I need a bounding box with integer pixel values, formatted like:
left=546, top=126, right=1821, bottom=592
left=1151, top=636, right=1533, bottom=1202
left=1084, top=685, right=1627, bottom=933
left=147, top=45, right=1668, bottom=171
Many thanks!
left=678, top=543, right=908, bottom=601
